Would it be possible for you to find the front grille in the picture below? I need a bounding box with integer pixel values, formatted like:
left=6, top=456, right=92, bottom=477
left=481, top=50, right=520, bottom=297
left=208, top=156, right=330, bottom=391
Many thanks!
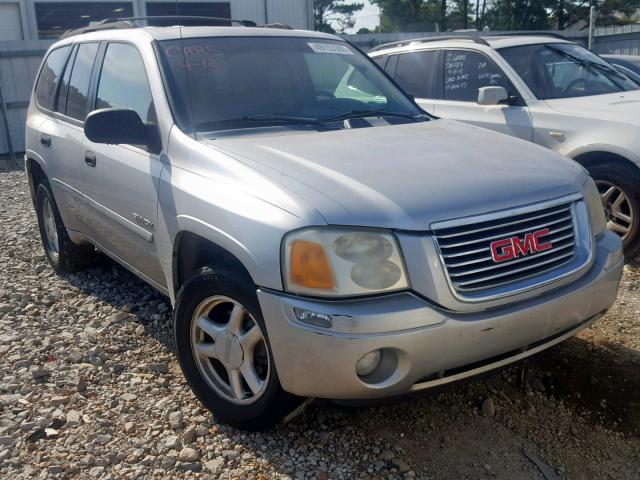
left=434, top=201, right=577, bottom=293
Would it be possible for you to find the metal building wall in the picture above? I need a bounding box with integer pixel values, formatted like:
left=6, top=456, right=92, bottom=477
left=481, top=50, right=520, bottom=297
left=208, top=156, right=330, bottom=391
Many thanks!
left=592, top=25, right=640, bottom=55
left=0, top=40, right=49, bottom=158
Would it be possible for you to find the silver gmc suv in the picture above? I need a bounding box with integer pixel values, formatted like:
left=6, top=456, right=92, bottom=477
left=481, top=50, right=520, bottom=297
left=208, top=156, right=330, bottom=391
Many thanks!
left=25, top=19, right=624, bottom=430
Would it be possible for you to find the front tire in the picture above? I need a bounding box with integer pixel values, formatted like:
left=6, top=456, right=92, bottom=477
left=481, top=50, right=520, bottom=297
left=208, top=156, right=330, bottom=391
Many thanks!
left=35, top=182, right=96, bottom=272
left=173, top=267, right=303, bottom=430
left=588, top=162, right=640, bottom=261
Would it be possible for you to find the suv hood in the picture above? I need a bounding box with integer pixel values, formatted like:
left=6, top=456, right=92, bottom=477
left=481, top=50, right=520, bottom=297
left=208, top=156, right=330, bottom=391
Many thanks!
left=204, top=120, right=586, bottom=230
left=545, top=90, right=640, bottom=126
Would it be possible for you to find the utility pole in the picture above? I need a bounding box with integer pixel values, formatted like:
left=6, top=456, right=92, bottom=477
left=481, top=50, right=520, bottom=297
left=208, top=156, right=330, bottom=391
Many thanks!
left=588, top=5, right=596, bottom=50
left=463, top=0, right=468, bottom=29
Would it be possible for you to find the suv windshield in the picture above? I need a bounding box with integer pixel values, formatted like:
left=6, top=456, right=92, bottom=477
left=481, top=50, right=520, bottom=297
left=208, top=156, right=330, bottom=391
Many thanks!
left=157, top=36, right=424, bottom=133
left=498, top=42, right=639, bottom=100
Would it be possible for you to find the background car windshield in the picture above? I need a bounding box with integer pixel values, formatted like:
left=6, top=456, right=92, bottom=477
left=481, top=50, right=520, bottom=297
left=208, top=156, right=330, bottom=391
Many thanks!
left=158, top=36, right=421, bottom=132
left=499, top=43, right=639, bottom=100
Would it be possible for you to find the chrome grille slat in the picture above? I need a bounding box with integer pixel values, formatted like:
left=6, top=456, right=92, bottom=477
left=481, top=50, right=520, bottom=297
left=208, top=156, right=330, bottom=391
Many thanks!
left=454, top=250, right=575, bottom=287
left=442, top=245, right=490, bottom=259
left=450, top=243, right=576, bottom=278
left=437, top=215, right=573, bottom=249
left=434, top=200, right=579, bottom=294
left=443, top=231, right=575, bottom=266
left=448, top=241, right=575, bottom=275
left=436, top=206, right=571, bottom=239
left=454, top=257, right=576, bottom=293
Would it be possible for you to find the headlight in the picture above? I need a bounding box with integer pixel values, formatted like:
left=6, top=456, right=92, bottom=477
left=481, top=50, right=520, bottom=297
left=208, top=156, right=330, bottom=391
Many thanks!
left=583, top=177, right=607, bottom=237
left=282, top=228, right=409, bottom=296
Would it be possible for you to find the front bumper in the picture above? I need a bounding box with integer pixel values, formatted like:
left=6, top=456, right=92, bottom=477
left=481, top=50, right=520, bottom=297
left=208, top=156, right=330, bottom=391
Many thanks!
left=258, top=231, right=623, bottom=399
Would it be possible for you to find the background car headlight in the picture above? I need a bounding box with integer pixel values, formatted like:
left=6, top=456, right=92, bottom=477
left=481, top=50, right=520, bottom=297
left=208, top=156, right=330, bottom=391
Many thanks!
left=583, top=177, right=607, bottom=237
left=283, top=228, right=409, bottom=296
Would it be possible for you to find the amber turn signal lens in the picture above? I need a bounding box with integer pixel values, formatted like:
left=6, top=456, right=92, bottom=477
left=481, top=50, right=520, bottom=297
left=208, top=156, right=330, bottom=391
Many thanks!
left=289, top=240, right=334, bottom=290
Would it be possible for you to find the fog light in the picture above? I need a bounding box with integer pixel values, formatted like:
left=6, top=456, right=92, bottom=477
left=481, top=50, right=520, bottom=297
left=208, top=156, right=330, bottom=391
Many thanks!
left=356, top=350, right=382, bottom=377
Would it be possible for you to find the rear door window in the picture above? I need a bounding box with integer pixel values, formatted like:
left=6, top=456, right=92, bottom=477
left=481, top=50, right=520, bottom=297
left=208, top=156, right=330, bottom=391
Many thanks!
left=64, top=42, right=99, bottom=120
left=35, top=46, right=71, bottom=111
left=394, top=50, right=440, bottom=99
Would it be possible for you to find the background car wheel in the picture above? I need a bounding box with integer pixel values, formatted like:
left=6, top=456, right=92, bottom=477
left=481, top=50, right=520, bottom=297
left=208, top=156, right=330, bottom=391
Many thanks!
left=35, top=182, right=96, bottom=272
left=587, top=162, right=640, bottom=262
left=173, top=266, right=303, bottom=431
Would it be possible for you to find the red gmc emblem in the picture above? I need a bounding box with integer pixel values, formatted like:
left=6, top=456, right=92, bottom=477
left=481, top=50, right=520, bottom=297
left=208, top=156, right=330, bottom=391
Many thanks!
left=490, top=228, right=553, bottom=263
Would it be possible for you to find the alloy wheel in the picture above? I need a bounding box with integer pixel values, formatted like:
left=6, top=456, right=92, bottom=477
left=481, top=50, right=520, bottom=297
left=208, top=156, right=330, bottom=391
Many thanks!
left=41, top=196, right=59, bottom=258
left=596, top=180, right=635, bottom=243
left=190, top=295, right=270, bottom=405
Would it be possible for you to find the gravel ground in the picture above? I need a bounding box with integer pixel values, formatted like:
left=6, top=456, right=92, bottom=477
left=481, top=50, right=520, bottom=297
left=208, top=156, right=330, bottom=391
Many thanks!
left=0, top=169, right=638, bottom=480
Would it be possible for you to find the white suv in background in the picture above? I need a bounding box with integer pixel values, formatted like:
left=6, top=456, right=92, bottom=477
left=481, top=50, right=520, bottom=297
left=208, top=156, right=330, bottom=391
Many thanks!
left=370, top=35, right=640, bottom=260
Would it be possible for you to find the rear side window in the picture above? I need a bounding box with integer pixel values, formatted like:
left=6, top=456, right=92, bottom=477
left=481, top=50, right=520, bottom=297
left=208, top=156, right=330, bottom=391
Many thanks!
left=65, top=42, right=99, bottom=120
left=96, top=43, right=155, bottom=124
left=443, top=50, right=512, bottom=102
left=35, top=46, right=71, bottom=110
left=394, top=51, right=439, bottom=99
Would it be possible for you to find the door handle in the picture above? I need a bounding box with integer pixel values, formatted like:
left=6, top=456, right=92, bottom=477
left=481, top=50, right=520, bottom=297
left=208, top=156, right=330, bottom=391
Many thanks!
left=40, top=135, right=51, bottom=147
left=84, top=152, right=97, bottom=167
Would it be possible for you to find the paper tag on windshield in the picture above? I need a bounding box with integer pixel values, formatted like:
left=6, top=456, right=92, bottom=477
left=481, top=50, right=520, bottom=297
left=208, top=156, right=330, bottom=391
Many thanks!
left=307, top=42, right=353, bottom=55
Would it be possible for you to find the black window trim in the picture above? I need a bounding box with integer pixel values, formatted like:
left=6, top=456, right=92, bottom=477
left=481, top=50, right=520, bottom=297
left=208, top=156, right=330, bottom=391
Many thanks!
left=63, top=41, right=102, bottom=122
left=439, top=47, right=527, bottom=107
left=56, top=44, right=78, bottom=116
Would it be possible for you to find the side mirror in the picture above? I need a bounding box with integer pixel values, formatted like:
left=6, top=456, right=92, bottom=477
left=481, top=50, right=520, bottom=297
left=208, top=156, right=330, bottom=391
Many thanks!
left=477, top=86, right=509, bottom=106
left=85, top=108, right=160, bottom=153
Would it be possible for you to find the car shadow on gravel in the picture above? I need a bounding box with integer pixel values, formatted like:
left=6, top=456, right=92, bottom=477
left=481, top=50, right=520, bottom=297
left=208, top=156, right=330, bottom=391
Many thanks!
left=524, top=336, right=640, bottom=435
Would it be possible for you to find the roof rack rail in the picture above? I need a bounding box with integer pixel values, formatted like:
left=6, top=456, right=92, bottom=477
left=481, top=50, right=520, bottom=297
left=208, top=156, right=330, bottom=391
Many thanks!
left=59, top=15, right=257, bottom=39
left=262, top=23, right=293, bottom=30
left=369, top=35, right=489, bottom=53
left=482, top=31, right=568, bottom=40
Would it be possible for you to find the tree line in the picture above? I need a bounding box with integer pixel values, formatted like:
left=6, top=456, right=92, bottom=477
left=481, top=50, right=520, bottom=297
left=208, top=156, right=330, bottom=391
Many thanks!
left=314, top=0, right=639, bottom=33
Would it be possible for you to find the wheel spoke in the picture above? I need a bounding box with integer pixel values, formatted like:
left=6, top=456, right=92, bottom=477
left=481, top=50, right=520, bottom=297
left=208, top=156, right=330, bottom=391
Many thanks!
left=227, top=304, right=245, bottom=335
left=240, top=363, right=264, bottom=395
left=600, top=186, right=616, bottom=204
left=196, top=315, right=225, bottom=340
left=611, top=209, right=632, bottom=224
left=194, top=341, right=218, bottom=359
left=607, top=220, right=629, bottom=235
left=228, top=369, right=245, bottom=399
left=611, top=190, right=626, bottom=211
left=240, top=325, right=262, bottom=350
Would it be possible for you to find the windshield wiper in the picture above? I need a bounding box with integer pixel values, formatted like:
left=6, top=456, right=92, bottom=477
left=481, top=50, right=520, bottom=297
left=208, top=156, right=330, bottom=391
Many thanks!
left=195, top=110, right=426, bottom=133
left=242, top=114, right=324, bottom=125
left=322, top=109, right=428, bottom=122
left=194, top=115, right=329, bottom=132
left=546, top=46, right=628, bottom=82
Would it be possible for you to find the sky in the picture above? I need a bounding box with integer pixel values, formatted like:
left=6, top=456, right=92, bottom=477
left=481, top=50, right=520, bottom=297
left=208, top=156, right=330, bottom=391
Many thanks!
left=332, top=0, right=381, bottom=34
